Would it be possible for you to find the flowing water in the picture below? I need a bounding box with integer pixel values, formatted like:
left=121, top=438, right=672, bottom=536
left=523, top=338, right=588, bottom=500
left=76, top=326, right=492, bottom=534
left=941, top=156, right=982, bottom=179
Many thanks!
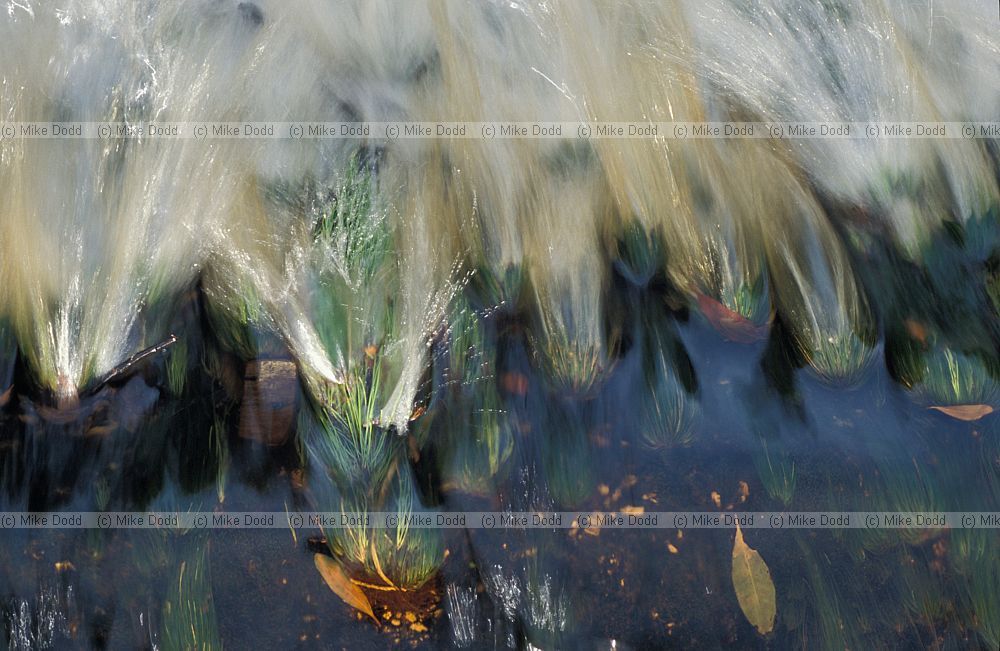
left=1, top=0, right=999, bottom=649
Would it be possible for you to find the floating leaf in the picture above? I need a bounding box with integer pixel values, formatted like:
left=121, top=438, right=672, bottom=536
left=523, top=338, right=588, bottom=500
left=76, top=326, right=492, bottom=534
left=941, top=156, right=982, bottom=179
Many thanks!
left=928, top=404, right=994, bottom=421
left=731, top=524, right=776, bottom=635
left=314, top=554, right=379, bottom=625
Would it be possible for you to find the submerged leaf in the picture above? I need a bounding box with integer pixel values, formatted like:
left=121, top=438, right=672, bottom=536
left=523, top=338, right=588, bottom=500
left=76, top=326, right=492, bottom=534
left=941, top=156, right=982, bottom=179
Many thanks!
left=928, top=404, right=994, bottom=421
left=696, top=294, right=770, bottom=343
left=314, top=554, right=379, bottom=625
left=731, top=524, right=776, bottom=635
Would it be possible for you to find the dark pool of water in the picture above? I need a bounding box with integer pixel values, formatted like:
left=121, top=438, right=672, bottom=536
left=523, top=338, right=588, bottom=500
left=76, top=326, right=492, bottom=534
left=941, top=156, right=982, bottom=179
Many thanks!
left=0, top=282, right=999, bottom=651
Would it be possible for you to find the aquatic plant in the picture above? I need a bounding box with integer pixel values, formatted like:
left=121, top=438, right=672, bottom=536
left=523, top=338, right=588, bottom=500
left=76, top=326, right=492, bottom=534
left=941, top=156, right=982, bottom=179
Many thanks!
left=433, top=292, right=513, bottom=494
left=367, top=520, right=444, bottom=592
left=304, top=359, right=398, bottom=497
left=752, top=440, right=796, bottom=507
left=522, top=554, right=571, bottom=646
left=966, top=203, right=1000, bottom=261
left=894, top=345, right=1000, bottom=408
left=950, top=528, right=990, bottom=576
left=0, top=7, right=249, bottom=403
left=523, top=176, right=614, bottom=396
left=300, top=157, right=398, bottom=390
left=438, top=386, right=514, bottom=495
left=2, top=1, right=1000, bottom=645
left=528, top=328, right=608, bottom=398
left=325, top=473, right=444, bottom=591
left=790, top=535, right=865, bottom=651
left=711, top=270, right=771, bottom=331
left=639, top=325, right=699, bottom=449
left=684, top=0, right=1000, bottom=262
left=201, top=274, right=271, bottom=361
left=445, top=293, right=493, bottom=391
left=0, top=321, right=14, bottom=396
left=165, top=337, right=190, bottom=398
left=762, top=172, right=877, bottom=385
left=541, top=406, right=595, bottom=508
left=894, top=551, right=957, bottom=636
left=966, top=564, right=1000, bottom=650
left=867, top=457, right=946, bottom=549
left=684, top=140, right=775, bottom=335
left=210, top=413, right=230, bottom=505
left=160, top=540, right=222, bottom=651
left=613, top=220, right=664, bottom=288
left=805, top=333, right=876, bottom=386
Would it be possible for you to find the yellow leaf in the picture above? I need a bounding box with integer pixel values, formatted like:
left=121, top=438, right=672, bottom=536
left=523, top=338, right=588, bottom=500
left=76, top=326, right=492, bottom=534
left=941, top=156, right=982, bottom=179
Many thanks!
left=731, top=524, right=776, bottom=635
left=928, top=404, right=994, bottom=421
left=313, top=554, right=379, bottom=625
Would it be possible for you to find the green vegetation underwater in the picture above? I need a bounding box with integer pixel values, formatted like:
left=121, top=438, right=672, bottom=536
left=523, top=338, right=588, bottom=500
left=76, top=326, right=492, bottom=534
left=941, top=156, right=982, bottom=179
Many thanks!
left=1, top=0, right=1000, bottom=649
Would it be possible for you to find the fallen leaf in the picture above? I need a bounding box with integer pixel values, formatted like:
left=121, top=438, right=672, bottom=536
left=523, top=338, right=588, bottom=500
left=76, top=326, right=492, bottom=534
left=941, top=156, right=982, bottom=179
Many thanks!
left=731, top=524, right=776, bottom=635
left=904, top=319, right=929, bottom=345
left=501, top=372, right=529, bottom=396
left=696, top=294, right=770, bottom=343
left=928, top=404, right=994, bottom=421
left=313, top=554, right=379, bottom=625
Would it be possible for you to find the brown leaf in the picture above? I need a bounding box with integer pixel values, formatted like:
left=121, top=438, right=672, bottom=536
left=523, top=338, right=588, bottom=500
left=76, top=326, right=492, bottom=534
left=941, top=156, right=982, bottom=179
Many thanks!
left=696, top=294, right=770, bottom=343
left=501, top=372, right=529, bottom=396
left=313, top=554, right=379, bottom=625
left=928, top=404, right=994, bottom=421
left=731, top=524, right=776, bottom=635
left=904, top=319, right=929, bottom=345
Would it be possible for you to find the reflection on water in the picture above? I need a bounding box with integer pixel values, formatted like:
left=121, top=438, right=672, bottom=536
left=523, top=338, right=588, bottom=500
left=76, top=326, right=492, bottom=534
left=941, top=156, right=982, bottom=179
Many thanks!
left=1, top=0, right=1000, bottom=649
